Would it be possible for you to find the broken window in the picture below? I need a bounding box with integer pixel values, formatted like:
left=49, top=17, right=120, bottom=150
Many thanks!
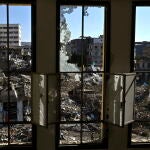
left=58, top=0, right=110, bottom=147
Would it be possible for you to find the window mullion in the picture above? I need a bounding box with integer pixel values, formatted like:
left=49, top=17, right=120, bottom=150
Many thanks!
left=80, top=5, right=85, bottom=144
left=6, top=3, right=11, bottom=145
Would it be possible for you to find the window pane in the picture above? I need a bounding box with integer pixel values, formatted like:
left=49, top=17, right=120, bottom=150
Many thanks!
left=0, top=5, right=8, bottom=124
left=0, top=76, right=8, bottom=123
left=83, top=73, right=103, bottom=121
left=60, top=124, right=81, bottom=144
left=9, top=74, right=31, bottom=122
left=132, top=122, right=150, bottom=143
left=10, top=124, right=32, bottom=144
left=0, top=4, right=7, bottom=47
left=61, top=73, right=81, bottom=121
left=134, top=7, right=150, bottom=71
left=0, top=47, right=8, bottom=71
left=0, top=5, right=6, bottom=24
left=0, top=125, right=8, bottom=145
left=60, top=6, right=82, bottom=72
left=82, top=123, right=103, bottom=143
left=9, top=6, right=31, bottom=71
left=83, top=7, right=104, bottom=71
left=134, top=72, right=150, bottom=121
left=0, top=5, right=8, bottom=72
left=135, top=42, right=150, bottom=71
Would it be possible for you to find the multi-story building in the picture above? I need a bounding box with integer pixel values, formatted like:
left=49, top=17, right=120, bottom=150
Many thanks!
left=135, top=42, right=150, bottom=70
left=0, top=24, right=21, bottom=46
left=0, top=73, right=31, bottom=122
left=87, top=38, right=103, bottom=67
left=66, top=36, right=103, bottom=69
left=135, top=42, right=150, bottom=82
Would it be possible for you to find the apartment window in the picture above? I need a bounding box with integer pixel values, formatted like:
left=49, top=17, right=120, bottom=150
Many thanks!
left=129, top=2, right=150, bottom=147
left=57, top=0, right=110, bottom=148
left=0, top=1, right=35, bottom=148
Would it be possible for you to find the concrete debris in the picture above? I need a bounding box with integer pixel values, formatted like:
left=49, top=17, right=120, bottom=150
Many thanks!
left=0, top=124, right=32, bottom=144
left=60, top=73, right=103, bottom=144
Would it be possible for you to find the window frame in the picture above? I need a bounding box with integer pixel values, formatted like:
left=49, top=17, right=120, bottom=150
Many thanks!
left=0, top=0, right=36, bottom=149
left=56, top=0, right=110, bottom=149
left=128, top=1, right=150, bottom=148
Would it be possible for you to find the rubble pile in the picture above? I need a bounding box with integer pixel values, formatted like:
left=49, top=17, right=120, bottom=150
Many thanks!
left=132, top=122, right=150, bottom=142
left=0, top=126, right=8, bottom=145
left=0, top=124, right=32, bottom=145
left=60, top=123, right=103, bottom=144
left=134, top=84, right=150, bottom=119
left=10, top=124, right=32, bottom=144
left=0, top=73, right=32, bottom=145
left=0, top=32, right=32, bottom=145
left=132, top=83, right=150, bottom=142
left=60, top=73, right=103, bottom=144
left=61, top=73, right=81, bottom=121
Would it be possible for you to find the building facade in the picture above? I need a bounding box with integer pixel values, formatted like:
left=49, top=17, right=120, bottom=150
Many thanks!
left=66, top=36, right=103, bottom=70
left=0, top=24, right=21, bottom=46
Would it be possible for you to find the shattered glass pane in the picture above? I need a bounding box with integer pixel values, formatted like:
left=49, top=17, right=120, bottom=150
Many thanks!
left=82, top=123, right=103, bottom=143
left=60, top=124, right=81, bottom=144
left=61, top=73, right=81, bottom=121
left=82, top=73, right=103, bottom=121
left=134, top=73, right=150, bottom=120
left=132, top=122, right=150, bottom=143
left=84, top=7, right=104, bottom=71
left=10, top=124, right=32, bottom=144
left=60, top=6, right=82, bottom=72
left=0, top=125, right=8, bottom=145
left=9, top=74, right=31, bottom=122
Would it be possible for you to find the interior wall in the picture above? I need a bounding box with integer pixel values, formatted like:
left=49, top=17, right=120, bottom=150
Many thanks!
left=36, top=0, right=56, bottom=73
left=108, top=0, right=131, bottom=150
left=36, top=0, right=56, bottom=150
left=35, top=0, right=150, bottom=150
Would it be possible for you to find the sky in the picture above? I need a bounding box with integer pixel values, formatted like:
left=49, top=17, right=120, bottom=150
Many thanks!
left=64, top=6, right=105, bottom=40
left=135, top=7, right=150, bottom=42
left=0, top=5, right=31, bottom=42
left=64, top=6, right=150, bottom=42
left=0, top=5, right=150, bottom=42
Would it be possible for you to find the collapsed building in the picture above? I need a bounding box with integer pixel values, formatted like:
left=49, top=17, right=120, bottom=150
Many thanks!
left=0, top=73, right=31, bottom=122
